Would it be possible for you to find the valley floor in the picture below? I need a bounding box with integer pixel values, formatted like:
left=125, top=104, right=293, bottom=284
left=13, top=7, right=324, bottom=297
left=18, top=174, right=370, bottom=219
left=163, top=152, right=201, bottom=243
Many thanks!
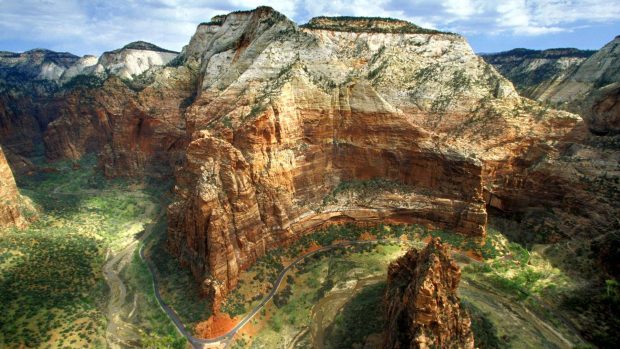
left=1, top=154, right=616, bottom=349
left=0, top=155, right=185, bottom=348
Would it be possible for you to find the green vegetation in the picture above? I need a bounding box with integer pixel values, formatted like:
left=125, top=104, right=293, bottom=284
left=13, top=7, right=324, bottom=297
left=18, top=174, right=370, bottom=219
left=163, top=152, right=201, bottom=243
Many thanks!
left=121, top=226, right=186, bottom=348
left=0, top=153, right=165, bottom=348
left=225, top=223, right=590, bottom=348
left=322, top=178, right=415, bottom=207
left=463, top=228, right=570, bottom=301
left=63, top=74, right=106, bottom=90
left=246, top=241, right=402, bottom=348
left=462, top=301, right=507, bottom=349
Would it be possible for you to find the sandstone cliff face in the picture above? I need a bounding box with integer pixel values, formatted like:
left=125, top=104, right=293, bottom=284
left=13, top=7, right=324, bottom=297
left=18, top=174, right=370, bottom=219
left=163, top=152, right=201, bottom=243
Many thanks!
left=482, top=48, right=594, bottom=100
left=165, top=8, right=585, bottom=308
left=0, top=49, right=81, bottom=82
left=383, top=238, right=474, bottom=349
left=0, top=7, right=612, bottom=316
left=0, top=145, right=33, bottom=228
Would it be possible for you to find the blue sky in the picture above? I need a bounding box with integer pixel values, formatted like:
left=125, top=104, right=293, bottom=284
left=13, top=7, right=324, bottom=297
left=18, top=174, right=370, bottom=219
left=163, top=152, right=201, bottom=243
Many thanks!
left=1, top=0, right=619, bottom=56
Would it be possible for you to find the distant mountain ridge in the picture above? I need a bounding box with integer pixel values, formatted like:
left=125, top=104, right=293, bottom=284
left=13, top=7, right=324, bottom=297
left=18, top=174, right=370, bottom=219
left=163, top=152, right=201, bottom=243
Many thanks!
left=0, top=40, right=179, bottom=86
left=485, top=37, right=620, bottom=134
left=482, top=47, right=595, bottom=100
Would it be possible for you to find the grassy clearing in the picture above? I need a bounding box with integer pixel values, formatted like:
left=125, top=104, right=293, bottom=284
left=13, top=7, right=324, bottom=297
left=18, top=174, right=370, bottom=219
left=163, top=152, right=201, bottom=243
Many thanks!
left=463, top=228, right=574, bottom=301
left=0, top=154, right=163, bottom=348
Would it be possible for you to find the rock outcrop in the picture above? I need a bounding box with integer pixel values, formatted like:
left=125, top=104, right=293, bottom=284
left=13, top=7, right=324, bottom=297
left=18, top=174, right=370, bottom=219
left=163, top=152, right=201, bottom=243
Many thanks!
left=0, top=49, right=82, bottom=83
left=165, top=7, right=585, bottom=309
left=43, top=69, right=193, bottom=177
left=0, top=41, right=179, bottom=85
left=383, top=238, right=474, bottom=349
left=0, top=145, right=33, bottom=228
left=91, top=41, right=179, bottom=81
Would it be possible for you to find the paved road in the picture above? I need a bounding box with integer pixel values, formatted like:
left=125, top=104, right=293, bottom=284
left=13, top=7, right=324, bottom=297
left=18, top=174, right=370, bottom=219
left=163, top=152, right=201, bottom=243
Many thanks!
left=140, top=239, right=393, bottom=348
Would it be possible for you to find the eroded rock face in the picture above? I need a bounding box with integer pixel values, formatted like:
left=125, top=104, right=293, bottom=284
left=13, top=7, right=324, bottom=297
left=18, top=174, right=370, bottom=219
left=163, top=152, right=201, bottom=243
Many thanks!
left=383, top=238, right=474, bottom=349
left=1, top=6, right=612, bottom=315
left=165, top=7, right=586, bottom=309
left=94, top=41, right=179, bottom=81
left=0, top=146, right=33, bottom=228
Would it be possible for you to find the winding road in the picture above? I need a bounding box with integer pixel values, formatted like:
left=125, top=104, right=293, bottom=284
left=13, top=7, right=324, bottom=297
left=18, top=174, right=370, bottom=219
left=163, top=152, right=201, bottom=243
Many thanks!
left=140, top=240, right=397, bottom=348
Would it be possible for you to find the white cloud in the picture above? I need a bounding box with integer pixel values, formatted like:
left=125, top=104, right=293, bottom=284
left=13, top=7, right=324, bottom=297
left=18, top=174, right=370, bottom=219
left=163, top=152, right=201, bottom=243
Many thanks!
left=443, top=0, right=483, bottom=19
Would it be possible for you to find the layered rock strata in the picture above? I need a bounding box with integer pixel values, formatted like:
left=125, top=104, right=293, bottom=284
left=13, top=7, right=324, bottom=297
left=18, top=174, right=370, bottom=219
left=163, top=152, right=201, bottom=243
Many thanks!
left=0, top=41, right=183, bottom=169
left=1, top=6, right=611, bottom=313
left=165, top=8, right=584, bottom=308
left=383, top=238, right=474, bottom=349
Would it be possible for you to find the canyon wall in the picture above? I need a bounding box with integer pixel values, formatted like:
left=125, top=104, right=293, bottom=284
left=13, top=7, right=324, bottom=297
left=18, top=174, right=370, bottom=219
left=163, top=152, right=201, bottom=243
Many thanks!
left=165, top=8, right=585, bottom=306
left=482, top=48, right=594, bottom=100
left=1, top=7, right=615, bottom=311
left=0, top=43, right=191, bottom=177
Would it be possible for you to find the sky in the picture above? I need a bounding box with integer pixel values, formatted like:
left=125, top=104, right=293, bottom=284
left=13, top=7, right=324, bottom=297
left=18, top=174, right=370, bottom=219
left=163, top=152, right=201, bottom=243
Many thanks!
left=1, top=0, right=619, bottom=56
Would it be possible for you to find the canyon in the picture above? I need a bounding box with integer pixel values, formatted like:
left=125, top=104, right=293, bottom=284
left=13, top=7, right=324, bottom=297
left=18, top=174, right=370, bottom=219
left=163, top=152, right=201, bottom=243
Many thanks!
left=0, top=5, right=618, bottom=349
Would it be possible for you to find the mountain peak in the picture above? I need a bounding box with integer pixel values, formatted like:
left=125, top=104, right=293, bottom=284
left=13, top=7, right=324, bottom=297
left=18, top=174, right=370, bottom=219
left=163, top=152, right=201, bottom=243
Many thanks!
left=112, top=41, right=179, bottom=54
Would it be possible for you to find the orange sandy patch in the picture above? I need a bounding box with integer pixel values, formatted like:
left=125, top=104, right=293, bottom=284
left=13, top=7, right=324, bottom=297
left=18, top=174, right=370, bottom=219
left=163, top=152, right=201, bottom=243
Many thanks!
left=195, top=313, right=240, bottom=339
left=466, top=249, right=483, bottom=262
left=399, top=234, right=409, bottom=242
left=238, top=308, right=270, bottom=337
left=302, top=241, right=321, bottom=255
left=359, top=232, right=377, bottom=241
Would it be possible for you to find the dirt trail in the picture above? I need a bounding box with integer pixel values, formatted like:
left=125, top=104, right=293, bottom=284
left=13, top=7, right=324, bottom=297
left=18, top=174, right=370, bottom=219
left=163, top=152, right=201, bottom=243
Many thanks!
left=103, top=239, right=142, bottom=348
